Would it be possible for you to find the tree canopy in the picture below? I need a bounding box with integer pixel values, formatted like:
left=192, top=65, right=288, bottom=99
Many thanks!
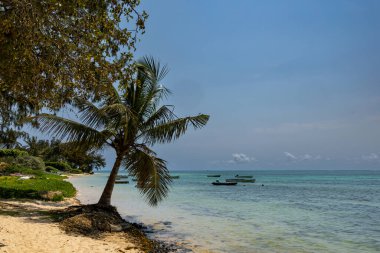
left=0, top=0, right=147, bottom=123
left=24, top=137, right=105, bottom=173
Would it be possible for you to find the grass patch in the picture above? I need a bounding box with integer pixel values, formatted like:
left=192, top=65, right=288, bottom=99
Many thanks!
left=0, top=175, right=76, bottom=201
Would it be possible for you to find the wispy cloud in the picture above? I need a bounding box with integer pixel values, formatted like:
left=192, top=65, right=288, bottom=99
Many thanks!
left=228, top=153, right=256, bottom=163
left=284, top=152, right=297, bottom=161
left=284, top=152, right=324, bottom=162
left=361, top=153, right=379, bottom=161
left=211, top=153, right=256, bottom=165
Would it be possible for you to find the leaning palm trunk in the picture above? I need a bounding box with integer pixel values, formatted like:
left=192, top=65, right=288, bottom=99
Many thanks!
left=98, top=153, right=124, bottom=206
left=29, top=56, right=209, bottom=207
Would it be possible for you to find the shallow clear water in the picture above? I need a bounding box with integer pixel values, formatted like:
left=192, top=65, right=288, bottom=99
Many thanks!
left=69, top=170, right=380, bottom=253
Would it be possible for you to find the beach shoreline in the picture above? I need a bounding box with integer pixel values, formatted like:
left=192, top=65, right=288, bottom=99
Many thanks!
left=0, top=198, right=147, bottom=253
left=0, top=182, right=182, bottom=253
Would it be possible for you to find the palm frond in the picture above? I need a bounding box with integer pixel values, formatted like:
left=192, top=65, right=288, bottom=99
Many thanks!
left=101, top=103, right=133, bottom=128
left=143, top=114, right=210, bottom=144
left=104, top=83, right=123, bottom=105
left=29, top=114, right=109, bottom=148
left=74, top=98, right=108, bottom=129
left=138, top=84, right=171, bottom=119
left=137, top=56, right=170, bottom=84
left=133, top=57, right=171, bottom=116
left=75, top=97, right=133, bottom=130
left=142, top=105, right=176, bottom=129
left=124, top=145, right=171, bottom=206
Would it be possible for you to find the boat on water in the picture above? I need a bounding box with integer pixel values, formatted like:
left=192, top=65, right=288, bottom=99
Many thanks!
left=212, top=180, right=237, bottom=186
left=235, top=175, right=253, bottom=178
left=226, top=178, right=256, bottom=183
left=207, top=174, right=221, bottom=177
left=115, top=180, right=129, bottom=184
left=170, top=176, right=180, bottom=179
left=116, top=175, right=128, bottom=179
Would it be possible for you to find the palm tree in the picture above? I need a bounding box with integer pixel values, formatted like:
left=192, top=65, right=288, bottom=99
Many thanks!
left=31, top=57, right=209, bottom=206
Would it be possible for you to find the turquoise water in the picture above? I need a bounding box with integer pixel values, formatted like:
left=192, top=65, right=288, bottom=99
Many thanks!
left=69, top=170, right=380, bottom=253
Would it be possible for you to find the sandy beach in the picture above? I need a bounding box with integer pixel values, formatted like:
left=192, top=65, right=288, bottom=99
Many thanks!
left=0, top=200, right=143, bottom=253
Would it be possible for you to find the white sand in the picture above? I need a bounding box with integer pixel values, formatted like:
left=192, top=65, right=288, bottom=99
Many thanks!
left=0, top=200, right=143, bottom=253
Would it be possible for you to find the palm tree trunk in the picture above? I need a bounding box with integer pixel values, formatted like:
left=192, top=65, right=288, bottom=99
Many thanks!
left=97, top=154, right=123, bottom=206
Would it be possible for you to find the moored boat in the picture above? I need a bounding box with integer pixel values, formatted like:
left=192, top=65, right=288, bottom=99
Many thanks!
left=235, top=175, right=253, bottom=178
left=226, top=178, right=255, bottom=183
left=115, top=180, right=129, bottom=184
left=212, top=181, right=237, bottom=186
left=207, top=174, right=221, bottom=177
left=116, top=175, right=128, bottom=179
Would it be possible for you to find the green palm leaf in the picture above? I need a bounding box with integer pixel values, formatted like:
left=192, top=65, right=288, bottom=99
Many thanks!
left=143, top=114, right=210, bottom=144
left=142, top=105, right=176, bottom=129
left=124, top=145, right=171, bottom=206
left=29, top=114, right=108, bottom=148
left=137, top=56, right=170, bottom=84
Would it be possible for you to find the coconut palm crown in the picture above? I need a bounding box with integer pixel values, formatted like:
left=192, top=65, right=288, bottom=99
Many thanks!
left=31, top=56, right=209, bottom=206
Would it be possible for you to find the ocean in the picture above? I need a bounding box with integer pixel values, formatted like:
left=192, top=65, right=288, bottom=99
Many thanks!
left=69, top=170, right=380, bottom=253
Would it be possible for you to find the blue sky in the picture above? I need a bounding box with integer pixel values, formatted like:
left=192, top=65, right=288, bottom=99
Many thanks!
left=122, top=0, right=380, bottom=170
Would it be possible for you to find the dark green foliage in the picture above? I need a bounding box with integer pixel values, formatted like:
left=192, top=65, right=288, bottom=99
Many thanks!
left=23, top=137, right=52, bottom=158
left=45, top=166, right=60, bottom=173
left=14, top=156, right=45, bottom=171
left=0, top=176, right=76, bottom=200
left=0, top=165, right=44, bottom=176
left=0, top=151, right=45, bottom=171
left=0, top=0, right=147, bottom=128
left=0, top=129, right=28, bottom=149
left=25, top=137, right=105, bottom=173
left=45, top=161, right=72, bottom=172
left=0, top=149, right=28, bottom=157
left=0, top=161, right=68, bottom=181
left=69, top=168, right=82, bottom=174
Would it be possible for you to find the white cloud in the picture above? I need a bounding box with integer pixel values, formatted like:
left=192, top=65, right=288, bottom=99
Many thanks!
left=361, top=153, right=379, bottom=161
left=284, top=152, right=324, bottom=161
left=302, top=154, right=313, bottom=160
left=228, top=153, right=256, bottom=163
left=284, top=152, right=297, bottom=161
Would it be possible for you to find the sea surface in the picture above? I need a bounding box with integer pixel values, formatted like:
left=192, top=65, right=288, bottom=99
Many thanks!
left=69, top=170, right=380, bottom=253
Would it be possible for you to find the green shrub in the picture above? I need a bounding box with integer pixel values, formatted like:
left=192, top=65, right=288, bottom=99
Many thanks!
left=0, top=176, right=76, bottom=201
left=45, top=161, right=72, bottom=172
left=0, top=162, right=9, bottom=171
left=51, top=194, right=64, bottom=201
left=15, top=156, right=45, bottom=171
left=68, top=168, right=82, bottom=174
left=0, top=165, right=68, bottom=180
left=1, top=165, right=44, bottom=176
left=0, top=149, right=28, bottom=158
left=45, top=166, right=60, bottom=173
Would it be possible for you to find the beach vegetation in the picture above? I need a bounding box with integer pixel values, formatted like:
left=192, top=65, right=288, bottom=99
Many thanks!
left=45, top=161, right=72, bottom=172
left=0, top=151, right=45, bottom=171
left=25, top=137, right=106, bottom=173
left=30, top=56, right=209, bottom=206
left=0, top=128, right=28, bottom=149
left=45, top=166, right=60, bottom=174
left=0, top=0, right=147, bottom=128
left=13, top=155, right=45, bottom=171
left=0, top=175, right=76, bottom=201
left=0, top=148, right=28, bottom=158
